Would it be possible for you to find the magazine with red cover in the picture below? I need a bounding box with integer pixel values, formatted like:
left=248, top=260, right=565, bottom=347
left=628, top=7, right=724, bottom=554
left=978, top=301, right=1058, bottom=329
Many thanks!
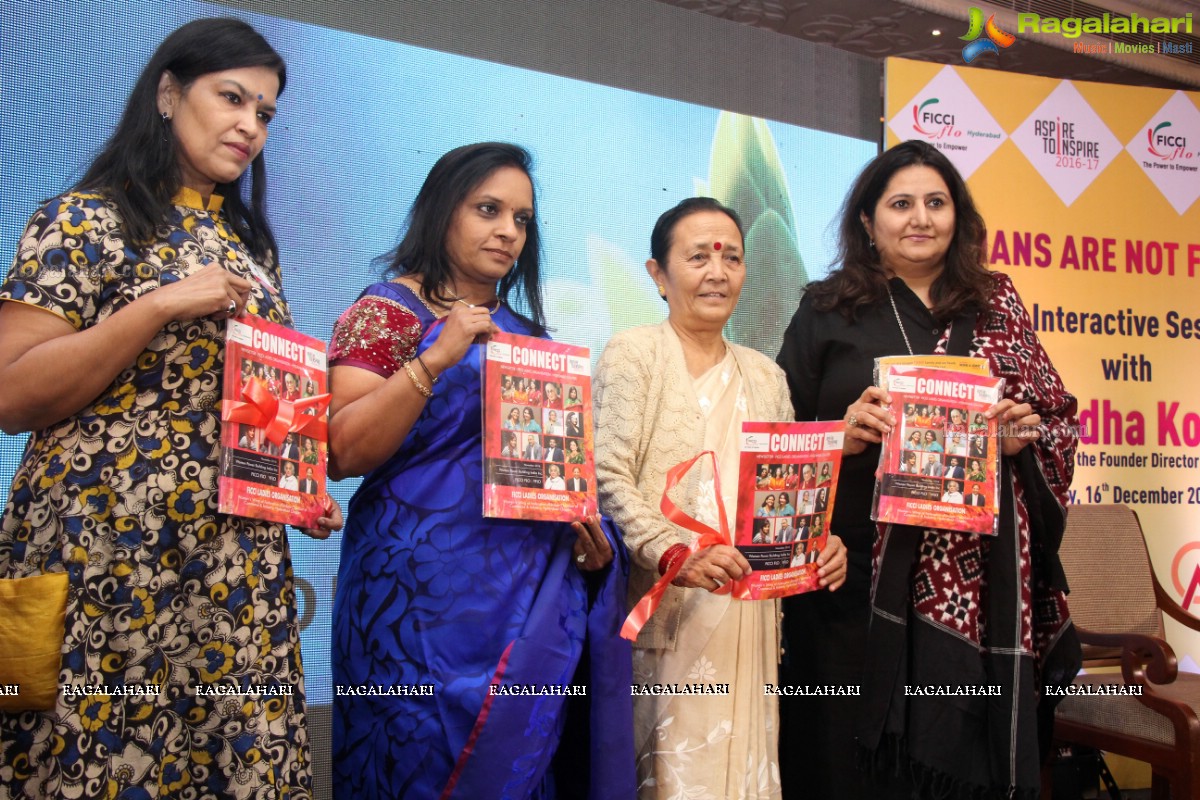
left=872, top=363, right=1004, bottom=535
left=219, top=316, right=330, bottom=528
left=874, top=354, right=989, bottom=384
left=731, top=421, right=845, bottom=600
left=482, top=331, right=597, bottom=522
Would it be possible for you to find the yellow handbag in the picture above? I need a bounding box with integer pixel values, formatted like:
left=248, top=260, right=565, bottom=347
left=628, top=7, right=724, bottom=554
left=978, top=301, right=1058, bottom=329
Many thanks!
left=0, top=571, right=68, bottom=712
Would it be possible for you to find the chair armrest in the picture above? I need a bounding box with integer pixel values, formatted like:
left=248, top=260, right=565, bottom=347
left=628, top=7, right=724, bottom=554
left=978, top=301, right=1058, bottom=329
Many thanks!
left=1154, top=576, right=1200, bottom=633
left=1074, top=626, right=1179, bottom=685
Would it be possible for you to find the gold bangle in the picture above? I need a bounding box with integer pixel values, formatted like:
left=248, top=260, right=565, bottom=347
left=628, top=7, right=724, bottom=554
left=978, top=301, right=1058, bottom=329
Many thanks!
left=403, top=360, right=433, bottom=398
left=416, top=354, right=438, bottom=385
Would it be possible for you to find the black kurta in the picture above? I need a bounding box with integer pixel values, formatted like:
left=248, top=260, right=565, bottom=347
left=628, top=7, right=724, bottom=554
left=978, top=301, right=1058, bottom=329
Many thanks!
left=775, top=279, right=941, bottom=800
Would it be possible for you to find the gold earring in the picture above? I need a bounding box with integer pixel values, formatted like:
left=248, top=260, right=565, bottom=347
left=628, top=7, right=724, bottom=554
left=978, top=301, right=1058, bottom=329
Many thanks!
left=657, top=285, right=666, bottom=295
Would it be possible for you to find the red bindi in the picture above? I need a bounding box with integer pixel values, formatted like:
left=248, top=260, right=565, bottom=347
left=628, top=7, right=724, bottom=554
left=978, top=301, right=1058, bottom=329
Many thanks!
left=713, top=241, right=722, bottom=250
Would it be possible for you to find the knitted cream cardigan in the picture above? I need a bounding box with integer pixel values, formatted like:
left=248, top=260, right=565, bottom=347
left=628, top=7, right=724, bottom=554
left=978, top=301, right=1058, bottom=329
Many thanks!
left=594, top=321, right=792, bottom=649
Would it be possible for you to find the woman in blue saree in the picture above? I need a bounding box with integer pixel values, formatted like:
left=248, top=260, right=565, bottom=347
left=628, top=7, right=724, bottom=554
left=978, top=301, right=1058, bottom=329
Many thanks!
left=328, top=143, right=633, bottom=799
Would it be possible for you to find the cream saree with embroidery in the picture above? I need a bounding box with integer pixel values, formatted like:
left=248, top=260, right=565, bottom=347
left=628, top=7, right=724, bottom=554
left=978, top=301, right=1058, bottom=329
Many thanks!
left=633, top=350, right=781, bottom=800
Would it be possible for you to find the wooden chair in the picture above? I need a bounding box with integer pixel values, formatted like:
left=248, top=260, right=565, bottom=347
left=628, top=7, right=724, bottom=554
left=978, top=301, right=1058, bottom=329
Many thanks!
left=1047, top=504, right=1200, bottom=799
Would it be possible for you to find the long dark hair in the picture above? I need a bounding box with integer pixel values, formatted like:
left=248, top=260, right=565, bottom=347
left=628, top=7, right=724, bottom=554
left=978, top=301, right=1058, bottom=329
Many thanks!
left=75, top=18, right=286, bottom=261
left=378, top=142, right=547, bottom=335
left=807, top=140, right=991, bottom=321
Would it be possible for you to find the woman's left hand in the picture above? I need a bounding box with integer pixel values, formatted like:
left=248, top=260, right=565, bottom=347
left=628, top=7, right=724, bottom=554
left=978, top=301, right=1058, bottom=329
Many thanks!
left=301, top=494, right=344, bottom=539
left=986, top=399, right=1041, bottom=456
left=572, top=515, right=614, bottom=571
left=816, top=534, right=848, bottom=591
left=842, top=386, right=894, bottom=456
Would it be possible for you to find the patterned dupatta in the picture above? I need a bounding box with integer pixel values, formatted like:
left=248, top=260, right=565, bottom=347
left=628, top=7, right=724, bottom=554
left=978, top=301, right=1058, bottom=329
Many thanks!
left=858, top=274, right=1081, bottom=798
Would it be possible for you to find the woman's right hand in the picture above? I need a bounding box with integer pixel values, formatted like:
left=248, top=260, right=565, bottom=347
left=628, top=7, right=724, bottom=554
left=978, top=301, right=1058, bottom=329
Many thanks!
left=843, top=385, right=894, bottom=456
left=572, top=515, right=614, bottom=572
left=151, top=263, right=254, bottom=322
left=672, top=545, right=751, bottom=592
left=0, top=264, right=251, bottom=434
left=420, top=304, right=499, bottom=375
left=327, top=301, right=498, bottom=479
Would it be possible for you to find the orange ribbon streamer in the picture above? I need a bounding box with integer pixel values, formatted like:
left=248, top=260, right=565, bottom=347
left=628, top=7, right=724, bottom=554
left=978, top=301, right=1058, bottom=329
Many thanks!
left=620, top=450, right=732, bottom=641
left=222, top=378, right=330, bottom=446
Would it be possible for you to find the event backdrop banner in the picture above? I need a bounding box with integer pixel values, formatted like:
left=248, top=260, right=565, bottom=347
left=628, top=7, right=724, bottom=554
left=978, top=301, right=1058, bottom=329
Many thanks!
left=886, top=56, right=1200, bottom=671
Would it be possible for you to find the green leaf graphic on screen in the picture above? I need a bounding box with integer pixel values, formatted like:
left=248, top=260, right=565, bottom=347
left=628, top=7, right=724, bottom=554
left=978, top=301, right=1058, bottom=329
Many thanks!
left=585, top=112, right=805, bottom=354
left=708, top=112, right=806, bottom=354
left=588, top=235, right=664, bottom=329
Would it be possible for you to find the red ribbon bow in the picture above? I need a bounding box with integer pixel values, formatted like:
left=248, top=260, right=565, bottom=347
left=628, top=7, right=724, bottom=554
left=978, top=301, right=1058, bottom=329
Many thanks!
left=222, top=378, right=330, bottom=446
left=621, top=450, right=732, bottom=641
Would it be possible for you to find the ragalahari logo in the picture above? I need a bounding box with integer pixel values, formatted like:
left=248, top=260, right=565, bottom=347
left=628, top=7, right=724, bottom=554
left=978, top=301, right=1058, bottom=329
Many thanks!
left=1147, top=121, right=1194, bottom=161
left=961, top=7, right=1016, bottom=63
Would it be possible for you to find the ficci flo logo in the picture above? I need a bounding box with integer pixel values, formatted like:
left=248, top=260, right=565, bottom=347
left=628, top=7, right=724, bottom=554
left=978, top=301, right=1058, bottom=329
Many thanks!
left=961, top=7, right=1016, bottom=63
left=1147, top=121, right=1194, bottom=160
left=912, top=98, right=959, bottom=140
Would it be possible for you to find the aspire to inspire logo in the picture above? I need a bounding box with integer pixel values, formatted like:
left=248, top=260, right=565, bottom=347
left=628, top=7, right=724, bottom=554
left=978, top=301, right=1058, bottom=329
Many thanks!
left=1147, top=121, right=1194, bottom=161
left=960, top=7, right=1016, bottom=63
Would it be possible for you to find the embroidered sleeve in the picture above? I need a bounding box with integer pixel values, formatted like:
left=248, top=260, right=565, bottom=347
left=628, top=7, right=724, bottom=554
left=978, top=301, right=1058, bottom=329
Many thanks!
left=0, top=193, right=111, bottom=330
left=329, top=295, right=422, bottom=378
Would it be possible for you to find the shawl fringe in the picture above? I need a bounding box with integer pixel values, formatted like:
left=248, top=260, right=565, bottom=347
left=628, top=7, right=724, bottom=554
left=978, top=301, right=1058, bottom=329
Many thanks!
left=858, top=735, right=1040, bottom=800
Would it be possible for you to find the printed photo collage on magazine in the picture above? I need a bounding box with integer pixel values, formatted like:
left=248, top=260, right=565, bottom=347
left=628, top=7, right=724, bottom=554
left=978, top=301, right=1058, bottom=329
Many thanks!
left=732, top=421, right=844, bottom=599
left=892, top=403, right=992, bottom=508
left=494, top=375, right=589, bottom=492
left=748, top=461, right=835, bottom=566
left=873, top=361, right=1003, bottom=536
left=482, top=332, right=598, bottom=522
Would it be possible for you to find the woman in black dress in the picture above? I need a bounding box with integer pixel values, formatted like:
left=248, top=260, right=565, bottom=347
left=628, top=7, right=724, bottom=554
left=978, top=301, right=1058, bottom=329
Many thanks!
left=776, top=140, right=1079, bottom=799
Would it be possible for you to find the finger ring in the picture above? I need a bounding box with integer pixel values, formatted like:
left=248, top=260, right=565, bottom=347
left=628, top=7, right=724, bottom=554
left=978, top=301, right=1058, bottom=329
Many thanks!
left=576, top=553, right=586, bottom=564
left=847, top=413, right=859, bottom=427
left=712, top=577, right=724, bottom=588
left=227, top=300, right=237, bottom=315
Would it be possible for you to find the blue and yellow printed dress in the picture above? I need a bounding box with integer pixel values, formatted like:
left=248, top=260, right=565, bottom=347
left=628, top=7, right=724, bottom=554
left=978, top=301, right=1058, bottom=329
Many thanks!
left=0, top=190, right=313, bottom=798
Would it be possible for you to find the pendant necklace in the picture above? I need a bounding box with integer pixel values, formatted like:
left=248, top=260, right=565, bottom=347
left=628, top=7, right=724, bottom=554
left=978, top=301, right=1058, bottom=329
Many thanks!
left=887, top=285, right=916, bottom=356
left=455, top=297, right=501, bottom=315
left=442, top=283, right=501, bottom=315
